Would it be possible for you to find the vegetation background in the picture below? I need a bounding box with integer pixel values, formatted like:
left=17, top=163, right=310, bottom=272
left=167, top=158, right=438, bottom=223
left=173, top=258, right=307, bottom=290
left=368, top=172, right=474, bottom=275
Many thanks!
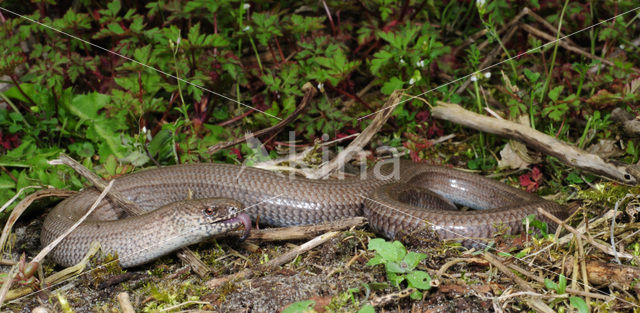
left=1, top=0, right=639, bottom=311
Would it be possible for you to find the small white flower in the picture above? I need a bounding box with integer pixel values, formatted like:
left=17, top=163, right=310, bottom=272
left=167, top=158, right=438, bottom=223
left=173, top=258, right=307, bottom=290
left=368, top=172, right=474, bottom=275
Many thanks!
left=470, top=75, right=478, bottom=82
left=477, top=0, right=486, bottom=7
left=399, top=58, right=405, bottom=64
left=619, top=44, right=625, bottom=49
left=243, top=3, right=250, bottom=9
left=142, top=126, right=147, bottom=133
left=484, top=72, right=491, bottom=78
left=243, top=26, right=251, bottom=32
left=416, top=60, right=425, bottom=68
left=317, top=82, right=324, bottom=92
left=409, top=78, right=416, bottom=85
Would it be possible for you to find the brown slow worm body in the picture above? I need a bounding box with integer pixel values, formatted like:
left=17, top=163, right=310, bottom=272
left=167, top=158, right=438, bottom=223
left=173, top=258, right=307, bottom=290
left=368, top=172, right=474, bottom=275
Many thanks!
left=42, top=161, right=568, bottom=267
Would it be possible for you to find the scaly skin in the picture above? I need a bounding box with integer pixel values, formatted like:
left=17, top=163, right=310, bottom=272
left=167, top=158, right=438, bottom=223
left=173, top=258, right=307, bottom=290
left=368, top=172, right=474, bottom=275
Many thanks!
left=42, top=161, right=568, bottom=267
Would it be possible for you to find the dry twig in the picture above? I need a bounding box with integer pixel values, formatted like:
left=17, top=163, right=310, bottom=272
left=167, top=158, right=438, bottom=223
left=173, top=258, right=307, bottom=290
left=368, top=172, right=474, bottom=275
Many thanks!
left=537, top=207, right=635, bottom=260
left=483, top=252, right=555, bottom=313
left=432, top=101, right=636, bottom=184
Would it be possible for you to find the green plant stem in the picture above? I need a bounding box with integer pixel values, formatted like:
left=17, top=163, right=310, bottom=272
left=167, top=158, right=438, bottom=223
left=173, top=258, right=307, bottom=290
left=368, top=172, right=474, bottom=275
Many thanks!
left=172, top=46, right=189, bottom=124
left=0, top=92, right=31, bottom=128
left=472, top=79, right=486, bottom=164
left=529, top=89, right=536, bottom=130
left=589, top=0, right=595, bottom=55
left=539, top=0, right=570, bottom=104
left=578, top=115, right=593, bottom=149
left=248, top=35, right=264, bottom=74
left=480, top=16, right=517, bottom=79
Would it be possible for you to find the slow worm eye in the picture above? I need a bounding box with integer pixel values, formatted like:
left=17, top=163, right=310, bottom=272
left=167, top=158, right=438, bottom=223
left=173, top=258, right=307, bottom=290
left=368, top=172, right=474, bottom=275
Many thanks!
left=203, top=207, right=215, bottom=216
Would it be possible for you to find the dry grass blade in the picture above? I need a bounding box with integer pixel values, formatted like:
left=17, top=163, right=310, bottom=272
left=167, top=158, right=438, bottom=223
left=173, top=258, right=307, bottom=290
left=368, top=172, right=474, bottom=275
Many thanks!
left=0, top=188, right=75, bottom=255
left=32, top=181, right=113, bottom=264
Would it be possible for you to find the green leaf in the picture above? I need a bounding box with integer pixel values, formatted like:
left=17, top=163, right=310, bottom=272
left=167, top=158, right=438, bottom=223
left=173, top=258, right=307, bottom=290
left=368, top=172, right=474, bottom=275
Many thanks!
left=406, top=271, right=431, bottom=290
left=387, top=271, right=405, bottom=287
left=120, top=151, right=150, bottom=167
left=548, top=85, right=564, bottom=102
left=366, top=254, right=384, bottom=266
left=68, top=93, right=111, bottom=121
left=68, top=142, right=95, bottom=158
left=381, top=77, right=404, bottom=95
left=370, top=50, right=393, bottom=75
left=357, top=304, right=375, bottom=313
left=403, top=252, right=427, bottom=270
left=385, top=261, right=408, bottom=274
left=409, top=290, right=422, bottom=300
left=0, top=174, right=16, bottom=189
left=569, top=296, right=588, bottom=313
left=282, top=300, right=315, bottom=313
left=557, top=274, right=567, bottom=294
left=106, top=22, right=125, bottom=35
left=3, top=84, right=36, bottom=103
left=106, top=0, right=121, bottom=16
left=524, top=69, right=540, bottom=82
left=544, top=278, right=557, bottom=291
left=368, top=238, right=406, bottom=262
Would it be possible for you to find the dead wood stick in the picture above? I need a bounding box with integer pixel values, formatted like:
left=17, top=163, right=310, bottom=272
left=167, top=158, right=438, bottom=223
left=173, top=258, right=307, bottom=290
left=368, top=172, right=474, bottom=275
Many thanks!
left=564, top=256, right=640, bottom=287
left=50, top=155, right=210, bottom=277
left=522, top=7, right=578, bottom=47
left=207, top=82, right=317, bottom=154
left=537, top=207, right=635, bottom=260
left=240, top=217, right=366, bottom=242
left=431, top=101, right=636, bottom=184
left=117, top=292, right=135, bottom=313
left=309, top=90, right=401, bottom=179
left=483, top=252, right=555, bottom=313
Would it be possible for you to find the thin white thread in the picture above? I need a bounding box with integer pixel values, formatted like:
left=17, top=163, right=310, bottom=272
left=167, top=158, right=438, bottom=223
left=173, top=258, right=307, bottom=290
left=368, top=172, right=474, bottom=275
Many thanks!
left=357, top=5, right=640, bottom=120
left=0, top=6, right=281, bottom=121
